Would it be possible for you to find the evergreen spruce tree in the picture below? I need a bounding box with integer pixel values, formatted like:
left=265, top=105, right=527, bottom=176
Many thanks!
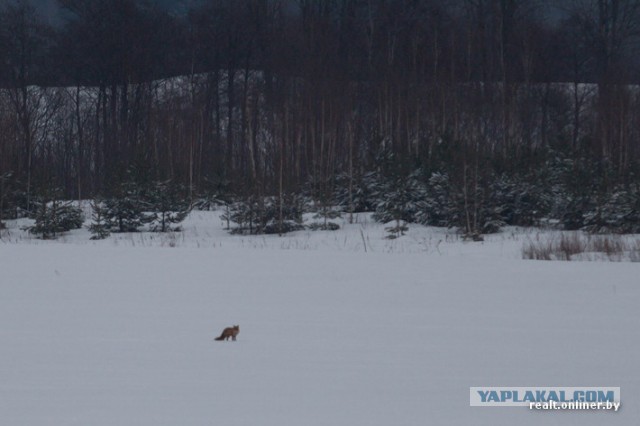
left=225, top=195, right=261, bottom=234
left=56, top=202, right=84, bottom=231
left=219, top=194, right=235, bottom=230
left=309, top=177, right=341, bottom=231
left=309, top=208, right=341, bottom=231
left=487, top=174, right=551, bottom=227
left=148, top=180, right=191, bottom=232
left=88, top=198, right=111, bottom=240
left=334, top=171, right=381, bottom=214
left=263, top=193, right=304, bottom=235
left=26, top=188, right=84, bottom=239
left=104, top=181, right=154, bottom=233
left=28, top=198, right=55, bottom=239
left=415, top=172, right=452, bottom=227
left=583, top=184, right=640, bottom=233
left=192, top=175, right=232, bottom=211
left=225, top=194, right=304, bottom=235
left=373, top=170, right=426, bottom=237
left=0, top=172, right=11, bottom=229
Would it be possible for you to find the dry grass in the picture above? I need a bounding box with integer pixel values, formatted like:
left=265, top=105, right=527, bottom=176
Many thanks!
left=523, top=233, right=640, bottom=262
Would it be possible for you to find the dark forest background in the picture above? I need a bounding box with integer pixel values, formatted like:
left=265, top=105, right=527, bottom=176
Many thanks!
left=1, top=0, right=640, bottom=235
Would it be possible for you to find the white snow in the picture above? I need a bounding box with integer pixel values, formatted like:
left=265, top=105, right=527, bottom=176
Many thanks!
left=1, top=212, right=638, bottom=425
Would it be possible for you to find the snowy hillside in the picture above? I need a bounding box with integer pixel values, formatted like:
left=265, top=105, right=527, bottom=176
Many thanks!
left=1, top=211, right=638, bottom=425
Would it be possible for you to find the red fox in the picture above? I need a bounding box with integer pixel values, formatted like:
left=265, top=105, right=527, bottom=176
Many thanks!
left=215, top=325, right=240, bottom=341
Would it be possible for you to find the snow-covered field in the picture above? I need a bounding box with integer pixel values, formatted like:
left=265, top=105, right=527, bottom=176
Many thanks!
left=1, top=211, right=638, bottom=425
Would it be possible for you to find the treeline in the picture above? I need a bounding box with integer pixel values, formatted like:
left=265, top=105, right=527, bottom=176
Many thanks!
left=1, top=0, right=640, bottom=234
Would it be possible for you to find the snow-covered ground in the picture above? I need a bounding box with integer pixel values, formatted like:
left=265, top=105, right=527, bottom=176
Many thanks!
left=1, top=211, right=638, bottom=425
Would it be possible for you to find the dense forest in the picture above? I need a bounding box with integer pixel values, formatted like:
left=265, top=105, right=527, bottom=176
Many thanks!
left=1, top=0, right=640, bottom=236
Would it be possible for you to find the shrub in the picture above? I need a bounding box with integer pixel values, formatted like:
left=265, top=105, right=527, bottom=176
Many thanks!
left=522, top=233, right=640, bottom=262
left=307, top=222, right=340, bottom=231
